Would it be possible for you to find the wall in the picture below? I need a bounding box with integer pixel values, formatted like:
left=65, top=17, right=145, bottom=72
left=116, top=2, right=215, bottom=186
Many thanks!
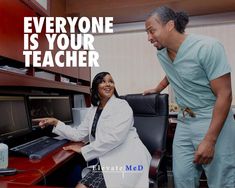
left=92, top=13, right=235, bottom=105
left=92, top=31, right=167, bottom=95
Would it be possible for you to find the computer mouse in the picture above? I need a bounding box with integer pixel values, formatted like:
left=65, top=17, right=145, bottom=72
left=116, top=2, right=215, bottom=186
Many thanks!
left=29, top=154, right=42, bottom=160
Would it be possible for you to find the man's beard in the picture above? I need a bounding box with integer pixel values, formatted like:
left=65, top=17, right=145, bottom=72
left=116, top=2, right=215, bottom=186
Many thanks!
left=156, top=46, right=164, bottom=50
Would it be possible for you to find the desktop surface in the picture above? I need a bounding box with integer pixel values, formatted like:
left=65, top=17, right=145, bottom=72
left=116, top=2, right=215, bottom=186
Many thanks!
left=0, top=181, right=62, bottom=188
left=0, top=142, right=84, bottom=185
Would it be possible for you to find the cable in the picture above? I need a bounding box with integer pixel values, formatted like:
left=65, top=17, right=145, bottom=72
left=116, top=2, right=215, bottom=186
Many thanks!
left=17, top=169, right=47, bottom=185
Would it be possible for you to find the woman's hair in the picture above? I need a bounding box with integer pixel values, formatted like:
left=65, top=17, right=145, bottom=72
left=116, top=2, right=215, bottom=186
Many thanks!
left=150, top=6, right=189, bottom=33
left=90, top=72, right=119, bottom=106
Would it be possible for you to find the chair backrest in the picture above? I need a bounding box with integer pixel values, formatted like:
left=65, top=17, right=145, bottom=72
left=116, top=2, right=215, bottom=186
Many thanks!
left=124, top=94, right=169, bottom=155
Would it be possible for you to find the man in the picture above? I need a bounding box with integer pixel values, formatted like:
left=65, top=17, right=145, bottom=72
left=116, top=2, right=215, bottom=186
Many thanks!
left=144, top=6, right=235, bottom=188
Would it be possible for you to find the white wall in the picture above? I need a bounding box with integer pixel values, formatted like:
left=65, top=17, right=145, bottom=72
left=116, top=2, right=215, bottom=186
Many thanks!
left=92, top=13, right=235, bottom=104
left=92, top=31, right=167, bottom=95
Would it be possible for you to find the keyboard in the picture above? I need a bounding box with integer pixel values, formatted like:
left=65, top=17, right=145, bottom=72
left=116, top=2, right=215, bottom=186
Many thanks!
left=10, top=136, right=68, bottom=159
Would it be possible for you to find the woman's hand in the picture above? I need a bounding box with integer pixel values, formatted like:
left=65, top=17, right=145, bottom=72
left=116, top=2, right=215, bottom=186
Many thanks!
left=63, top=143, right=84, bottom=153
left=32, top=117, right=59, bottom=128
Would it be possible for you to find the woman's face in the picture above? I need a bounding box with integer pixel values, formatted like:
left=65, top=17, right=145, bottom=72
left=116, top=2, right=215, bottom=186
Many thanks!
left=98, top=74, right=115, bottom=101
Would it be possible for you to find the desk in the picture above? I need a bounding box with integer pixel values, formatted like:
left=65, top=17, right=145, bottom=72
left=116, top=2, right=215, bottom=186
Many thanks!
left=0, top=182, right=61, bottom=188
left=0, top=142, right=84, bottom=186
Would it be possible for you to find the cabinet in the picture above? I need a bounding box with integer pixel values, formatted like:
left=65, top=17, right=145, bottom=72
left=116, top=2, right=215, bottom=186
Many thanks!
left=22, top=0, right=51, bottom=16
left=0, top=66, right=89, bottom=94
left=0, top=0, right=35, bottom=62
left=0, top=0, right=90, bottom=95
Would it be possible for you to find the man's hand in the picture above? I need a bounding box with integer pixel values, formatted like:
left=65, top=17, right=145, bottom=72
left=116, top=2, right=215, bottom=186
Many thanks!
left=193, top=139, right=215, bottom=164
left=143, top=88, right=158, bottom=95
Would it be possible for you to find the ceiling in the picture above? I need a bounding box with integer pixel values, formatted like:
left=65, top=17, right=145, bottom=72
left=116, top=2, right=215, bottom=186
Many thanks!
left=65, top=0, right=235, bottom=24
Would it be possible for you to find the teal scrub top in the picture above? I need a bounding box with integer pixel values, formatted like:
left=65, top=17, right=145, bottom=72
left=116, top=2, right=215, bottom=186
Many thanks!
left=157, top=34, right=231, bottom=113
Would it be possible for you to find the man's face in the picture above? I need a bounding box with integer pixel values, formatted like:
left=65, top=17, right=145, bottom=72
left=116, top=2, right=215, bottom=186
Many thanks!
left=145, top=16, right=168, bottom=50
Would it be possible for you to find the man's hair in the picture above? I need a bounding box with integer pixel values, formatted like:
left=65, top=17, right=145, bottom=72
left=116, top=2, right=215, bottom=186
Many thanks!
left=150, top=6, right=189, bottom=33
left=90, top=72, right=119, bottom=106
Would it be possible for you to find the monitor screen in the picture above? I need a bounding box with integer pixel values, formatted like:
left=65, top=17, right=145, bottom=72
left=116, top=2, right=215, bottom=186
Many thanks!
left=0, top=96, right=31, bottom=141
left=28, top=96, right=73, bottom=125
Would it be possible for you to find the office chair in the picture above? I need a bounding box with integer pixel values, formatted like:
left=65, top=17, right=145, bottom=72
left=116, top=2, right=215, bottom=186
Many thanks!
left=124, top=93, right=169, bottom=188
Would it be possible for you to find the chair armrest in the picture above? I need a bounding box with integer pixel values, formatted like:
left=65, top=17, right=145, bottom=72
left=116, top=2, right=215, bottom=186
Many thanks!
left=149, top=150, right=166, bottom=179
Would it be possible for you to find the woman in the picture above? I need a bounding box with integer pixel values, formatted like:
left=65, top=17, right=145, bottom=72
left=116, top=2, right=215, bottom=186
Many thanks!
left=35, top=72, right=151, bottom=188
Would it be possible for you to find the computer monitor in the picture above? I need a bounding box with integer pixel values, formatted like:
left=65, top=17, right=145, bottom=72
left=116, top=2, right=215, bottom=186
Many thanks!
left=28, top=96, right=73, bottom=125
left=0, top=96, right=31, bottom=142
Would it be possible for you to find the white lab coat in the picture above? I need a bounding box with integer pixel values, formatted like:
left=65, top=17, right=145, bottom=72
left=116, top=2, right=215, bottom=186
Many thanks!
left=53, top=95, right=151, bottom=188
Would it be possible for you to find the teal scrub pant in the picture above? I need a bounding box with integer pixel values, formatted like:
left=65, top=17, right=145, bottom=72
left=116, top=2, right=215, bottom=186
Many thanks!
left=173, top=110, right=235, bottom=188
